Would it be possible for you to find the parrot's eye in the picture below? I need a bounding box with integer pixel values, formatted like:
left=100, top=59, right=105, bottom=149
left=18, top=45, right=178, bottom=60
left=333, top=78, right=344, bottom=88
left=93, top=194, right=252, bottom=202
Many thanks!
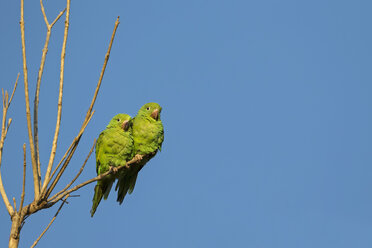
left=146, top=107, right=150, bottom=111
left=117, top=118, right=120, bottom=122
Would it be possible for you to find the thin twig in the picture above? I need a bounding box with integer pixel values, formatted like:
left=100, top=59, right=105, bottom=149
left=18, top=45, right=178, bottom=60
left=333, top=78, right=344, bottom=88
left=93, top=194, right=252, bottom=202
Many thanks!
left=44, top=111, right=94, bottom=198
left=12, top=197, right=17, bottom=212
left=6, top=118, right=12, bottom=134
left=41, top=0, right=70, bottom=197
left=40, top=0, right=49, bottom=26
left=19, top=144, right=26, bottom=215
left=47, top=110, right=95, bottom=184
left=0, top=169, right=13, bottom=216
left=8, top=73, right=19, bottom=106
left=44, top=144, right=72, bottom=190
left=30, top=195, right=69, bottom=248
left=0, top=74, right=19, bottom=216
left=20, top=0, right=40, bottom=200
left=43, top=17, right=120, bottom=199
left=84, top=16, right=120, bottom=123
left=4, top=92, right=8, bottom=108
left=50, top=9, right=66, bottom=27
left=49, top=139, right=96, bottom=202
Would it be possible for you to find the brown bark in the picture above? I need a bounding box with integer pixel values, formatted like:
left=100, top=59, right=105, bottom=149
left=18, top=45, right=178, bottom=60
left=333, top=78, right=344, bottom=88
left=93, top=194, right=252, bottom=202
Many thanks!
left=8, top=213, right=23, bottom=248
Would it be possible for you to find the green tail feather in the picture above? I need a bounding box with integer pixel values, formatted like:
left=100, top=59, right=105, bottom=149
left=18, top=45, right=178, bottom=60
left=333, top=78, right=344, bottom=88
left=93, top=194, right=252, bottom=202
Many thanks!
left=116, top=175, right=130, bottom=204
left=128, top=173, right=138, bottom=194
left=103, top=180, right=114, bottom=200
left=114, top=157, right=151, bottom=204
left=90, top=184, right=103, bottom=217
left=115, top=173, right=138, bottom=204
left=91, top=179, right=113, bottom=217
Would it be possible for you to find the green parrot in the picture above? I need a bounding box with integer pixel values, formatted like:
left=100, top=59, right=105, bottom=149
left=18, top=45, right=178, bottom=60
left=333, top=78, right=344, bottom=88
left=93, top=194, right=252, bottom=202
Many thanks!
left=115, top=102, right=164, bottom=204
left=90, top=113, right=134, bottom=217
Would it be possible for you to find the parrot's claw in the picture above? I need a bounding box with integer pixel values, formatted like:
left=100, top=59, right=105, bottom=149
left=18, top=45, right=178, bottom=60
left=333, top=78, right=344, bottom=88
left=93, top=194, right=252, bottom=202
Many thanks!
left=110, top=166, right=119, bottom=174
left=134, top=154, right=143, bottom=161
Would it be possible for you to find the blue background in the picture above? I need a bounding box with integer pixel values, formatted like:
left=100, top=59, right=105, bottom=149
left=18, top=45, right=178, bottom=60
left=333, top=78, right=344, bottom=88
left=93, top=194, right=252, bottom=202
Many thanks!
left=1, top=0, right=372, bottom=247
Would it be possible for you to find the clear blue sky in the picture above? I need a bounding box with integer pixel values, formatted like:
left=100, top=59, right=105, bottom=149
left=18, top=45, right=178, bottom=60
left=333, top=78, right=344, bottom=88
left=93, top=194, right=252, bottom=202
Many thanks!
left=1, top=0, right=372, bottom=247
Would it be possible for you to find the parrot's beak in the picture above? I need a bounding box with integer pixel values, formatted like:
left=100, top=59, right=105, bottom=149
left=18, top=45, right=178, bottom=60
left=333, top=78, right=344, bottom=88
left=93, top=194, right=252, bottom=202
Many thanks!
left=150, top=109, right=159, bottom=120
left=122, top=120, right=130, bottom=131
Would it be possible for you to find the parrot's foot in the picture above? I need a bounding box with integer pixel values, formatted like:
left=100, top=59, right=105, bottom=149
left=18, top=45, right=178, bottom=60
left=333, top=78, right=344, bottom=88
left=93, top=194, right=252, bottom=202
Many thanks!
left=134, top=154, right=143, bottom=161
left=110, top=166, right=119, bottom=174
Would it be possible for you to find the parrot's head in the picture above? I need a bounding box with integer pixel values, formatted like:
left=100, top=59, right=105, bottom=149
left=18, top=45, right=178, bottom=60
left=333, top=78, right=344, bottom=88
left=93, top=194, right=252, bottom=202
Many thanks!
left=138, top=102, right=162, bottom=121
left=107, top=113, right=132, bottom=131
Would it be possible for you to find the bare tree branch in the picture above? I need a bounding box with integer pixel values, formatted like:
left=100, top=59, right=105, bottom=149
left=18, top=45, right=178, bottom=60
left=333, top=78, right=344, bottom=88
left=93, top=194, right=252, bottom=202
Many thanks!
left=19, top=144, right=26, bottom=215
left=20, top=0, right=41, bottom=200
left=40, top=1, right=70, bottom=196
left=30, top=195, right=70, bottom=248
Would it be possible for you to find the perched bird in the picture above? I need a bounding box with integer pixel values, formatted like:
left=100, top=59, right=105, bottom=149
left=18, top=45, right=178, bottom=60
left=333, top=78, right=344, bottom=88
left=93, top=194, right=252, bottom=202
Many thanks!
left=90, top=114, right=134, bottom=217
left=115, top=102, right=164, bottom=204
